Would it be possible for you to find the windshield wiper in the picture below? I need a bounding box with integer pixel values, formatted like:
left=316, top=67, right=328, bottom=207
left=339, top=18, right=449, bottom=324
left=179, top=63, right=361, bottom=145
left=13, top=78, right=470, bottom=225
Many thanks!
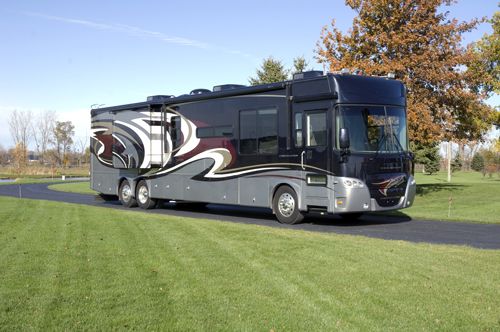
left=375, top=132, right=404, bottom=155
left=390, top=132, right=405, bottom=153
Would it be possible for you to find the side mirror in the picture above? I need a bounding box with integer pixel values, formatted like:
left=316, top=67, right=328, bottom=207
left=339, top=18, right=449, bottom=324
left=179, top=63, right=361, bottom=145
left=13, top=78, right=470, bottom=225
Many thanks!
left=339, top=128, right=350, bottom=150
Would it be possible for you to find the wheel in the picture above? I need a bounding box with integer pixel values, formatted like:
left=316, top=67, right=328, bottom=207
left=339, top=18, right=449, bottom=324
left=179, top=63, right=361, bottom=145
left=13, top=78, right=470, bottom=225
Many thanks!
left=136, top=180, right=157, bottom=209
left=339, top=212, right=364, bottom=220
left=119, top=179, right=137, bottom=207
left=273, top=186, right=304, bottom=224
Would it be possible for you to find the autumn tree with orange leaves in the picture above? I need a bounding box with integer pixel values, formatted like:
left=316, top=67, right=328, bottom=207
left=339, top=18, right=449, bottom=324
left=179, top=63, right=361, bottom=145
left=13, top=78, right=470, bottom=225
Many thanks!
left=316, top=0, right=495, bottom=147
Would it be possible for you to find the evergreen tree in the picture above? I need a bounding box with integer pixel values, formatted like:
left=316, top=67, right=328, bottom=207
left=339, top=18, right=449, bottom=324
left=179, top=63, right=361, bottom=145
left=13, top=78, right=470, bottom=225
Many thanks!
left=451, top=154, right=462, bottom=173
left=413, top=143, right=440, bottom=175
left=471, top=153, right=485, bottom=172
left=249, top=56, right=312, bottom=85
left=249, top=57, right=289, bottom=85
left=291, top=56, right=310, bottom=75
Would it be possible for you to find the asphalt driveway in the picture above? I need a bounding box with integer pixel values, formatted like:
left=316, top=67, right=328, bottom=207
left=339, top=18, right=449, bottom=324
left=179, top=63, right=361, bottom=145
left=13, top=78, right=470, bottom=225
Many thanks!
left=0, top=182, right=499, bottom=249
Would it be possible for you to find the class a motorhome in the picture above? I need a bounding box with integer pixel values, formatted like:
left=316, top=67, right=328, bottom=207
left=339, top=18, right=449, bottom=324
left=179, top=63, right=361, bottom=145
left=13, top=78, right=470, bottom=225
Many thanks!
left=90, top=70, right=416, bottom=224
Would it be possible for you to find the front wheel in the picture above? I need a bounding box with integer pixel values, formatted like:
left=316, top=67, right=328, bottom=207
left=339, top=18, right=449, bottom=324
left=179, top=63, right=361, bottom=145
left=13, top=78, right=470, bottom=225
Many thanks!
left=136, top=180, right=157, bottom=209
left=273, top=186, right=304, bottom=224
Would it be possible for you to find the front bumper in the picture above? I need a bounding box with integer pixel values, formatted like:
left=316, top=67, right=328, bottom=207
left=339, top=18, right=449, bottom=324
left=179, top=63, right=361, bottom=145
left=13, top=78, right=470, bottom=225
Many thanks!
left=333, top=175, right=416, bottom=213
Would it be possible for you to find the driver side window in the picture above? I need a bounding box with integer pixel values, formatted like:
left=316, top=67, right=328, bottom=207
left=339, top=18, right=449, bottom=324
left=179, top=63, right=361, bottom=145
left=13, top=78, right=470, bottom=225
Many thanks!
left=306, top=112, right=326, bottom=147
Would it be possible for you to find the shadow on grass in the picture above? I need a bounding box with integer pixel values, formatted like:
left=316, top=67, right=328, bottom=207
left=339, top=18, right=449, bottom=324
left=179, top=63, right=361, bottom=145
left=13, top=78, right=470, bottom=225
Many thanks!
left=416, top=183, right=465, bottom=196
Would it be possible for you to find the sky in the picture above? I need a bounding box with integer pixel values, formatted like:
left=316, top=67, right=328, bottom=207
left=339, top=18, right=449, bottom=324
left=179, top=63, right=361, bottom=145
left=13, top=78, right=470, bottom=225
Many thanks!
left=0, top=0, right=498, bottom=149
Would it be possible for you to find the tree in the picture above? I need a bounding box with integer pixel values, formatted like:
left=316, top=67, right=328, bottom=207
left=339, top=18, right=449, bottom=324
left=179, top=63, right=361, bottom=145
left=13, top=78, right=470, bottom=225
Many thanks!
left=471, top=153, right=485, bottom=172
left=413, top=143, right=440, bottom=175
left=8, top=110, right=32, bottom=165
left=495, top=137, right=500, bottom=153
left=451, top=154, right=462, bottom=173
left=0, top=144, right=9, bottom=166
left=11, top=143, right=28, bottom=174
left=249, top=56, right=313, bottom=85
left=33, top=110, right=56, bottom=163
left=292, top=56, right=310, bottom=75
left=249, top=56, right=289, bottom=85
left=74, top=136, right=89, bottom=167
left=316, top=0, right=495, bottom=146
left=52, top=121, right=75, bottom=167
left=482, top=149, right=499, bottom=178
left=469, top=10, right=499, bottom=94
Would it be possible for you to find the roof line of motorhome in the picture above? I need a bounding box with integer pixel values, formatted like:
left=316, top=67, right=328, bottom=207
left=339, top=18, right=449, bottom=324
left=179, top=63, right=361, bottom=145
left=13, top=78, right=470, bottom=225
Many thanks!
left=90, top=71, right=337, bottom=115
left=90, top=81, right=291, bottom=115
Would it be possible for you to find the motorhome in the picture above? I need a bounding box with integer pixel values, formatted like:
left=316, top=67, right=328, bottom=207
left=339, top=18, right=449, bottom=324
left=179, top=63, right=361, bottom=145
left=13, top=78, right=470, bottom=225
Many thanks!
left=90, top=71, right=416, bottom=224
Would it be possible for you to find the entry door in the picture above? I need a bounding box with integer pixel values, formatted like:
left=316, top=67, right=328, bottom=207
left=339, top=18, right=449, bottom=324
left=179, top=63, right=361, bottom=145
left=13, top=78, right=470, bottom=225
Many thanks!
left=293, top=108, right=329, bottom=174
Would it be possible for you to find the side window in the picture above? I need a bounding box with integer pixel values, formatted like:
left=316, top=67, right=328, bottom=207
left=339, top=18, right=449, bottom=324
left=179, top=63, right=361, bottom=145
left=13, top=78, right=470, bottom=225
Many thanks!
left=240, top=110, right=257, bottom=154
left=306, top=112, right=327, bottom=147
left=171, top=116, right=182, bottom=149
left=239, top=108, right=277, bottom=155
left=257, top=108, right=278, bottom=154
left=196, top=126, right=233, bottom=138
left=294, top=112, right=303, bottom=147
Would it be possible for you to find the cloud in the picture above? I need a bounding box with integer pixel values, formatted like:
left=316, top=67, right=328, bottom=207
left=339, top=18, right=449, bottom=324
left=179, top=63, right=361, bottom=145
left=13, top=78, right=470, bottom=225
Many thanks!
left=23, top=12, right=247, bottom=53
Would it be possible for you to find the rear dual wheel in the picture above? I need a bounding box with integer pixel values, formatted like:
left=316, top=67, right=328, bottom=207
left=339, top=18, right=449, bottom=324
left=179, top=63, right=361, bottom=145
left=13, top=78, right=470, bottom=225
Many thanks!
left=136, top=180, right=157, bottom=209
left=119, top=179, right=137, bottom=208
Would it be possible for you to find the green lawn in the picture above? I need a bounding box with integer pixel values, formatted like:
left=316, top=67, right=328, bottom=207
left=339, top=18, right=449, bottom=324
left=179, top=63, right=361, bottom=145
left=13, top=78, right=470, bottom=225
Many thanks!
left=401, top=171, right=500, bottom=223
left=48, top=181, right=97, bottom=195
left=0, top=197, right=499, bottom=330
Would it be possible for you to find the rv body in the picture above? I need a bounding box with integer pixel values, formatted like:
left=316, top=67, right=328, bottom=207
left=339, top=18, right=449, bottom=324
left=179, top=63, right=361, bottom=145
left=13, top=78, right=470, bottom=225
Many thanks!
left=90, top=71, right=416, bottom=223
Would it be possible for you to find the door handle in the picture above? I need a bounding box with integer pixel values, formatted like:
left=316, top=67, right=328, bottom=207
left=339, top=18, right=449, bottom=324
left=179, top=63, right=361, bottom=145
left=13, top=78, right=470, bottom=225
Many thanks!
left=301, top=151, right=306, bottom=170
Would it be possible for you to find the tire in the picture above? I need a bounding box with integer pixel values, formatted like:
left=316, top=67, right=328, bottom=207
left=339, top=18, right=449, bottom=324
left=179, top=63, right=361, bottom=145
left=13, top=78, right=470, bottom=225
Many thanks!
left=339, top=212, right=364, bottom=220
left=119, top=179, right=137, bottom=208
left=136, top=180, right=157, bottom=209
left=273, top=186, right=304, bottom=224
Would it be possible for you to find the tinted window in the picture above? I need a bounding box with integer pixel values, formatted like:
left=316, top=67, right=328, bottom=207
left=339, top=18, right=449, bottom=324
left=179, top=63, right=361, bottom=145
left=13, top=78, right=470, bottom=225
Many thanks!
left=306, top=112, right=326, bottom=146
left=294, top=112, right=303, bottom=147
left=240, top=110, right=257, bottom=154
left=196, top=126, right=233, bottom=138
left=337, top=106, right=407, bottom=152
left=239, top=108, right=277, bottom=154
left=257, top=109, right=278, bottom=154
left=171, top=116, right=182, bottom=149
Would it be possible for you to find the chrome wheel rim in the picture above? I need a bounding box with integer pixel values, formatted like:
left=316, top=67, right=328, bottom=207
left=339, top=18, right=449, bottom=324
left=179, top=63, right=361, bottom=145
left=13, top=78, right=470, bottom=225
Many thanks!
left=121, top=184, right=132, bottom=202
left=278, top=193, right=295, bottom=218
left=138, top=185, right=149, bottom=204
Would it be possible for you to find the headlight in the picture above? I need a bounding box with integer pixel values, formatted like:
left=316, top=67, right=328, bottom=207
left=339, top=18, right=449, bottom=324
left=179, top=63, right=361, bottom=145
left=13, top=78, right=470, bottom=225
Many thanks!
left=342, top=178, right=364, bottom=188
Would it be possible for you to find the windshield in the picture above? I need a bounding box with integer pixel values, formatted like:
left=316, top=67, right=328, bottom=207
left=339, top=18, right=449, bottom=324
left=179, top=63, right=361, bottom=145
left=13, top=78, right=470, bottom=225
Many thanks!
left=337, top=106, right=408, bottom=152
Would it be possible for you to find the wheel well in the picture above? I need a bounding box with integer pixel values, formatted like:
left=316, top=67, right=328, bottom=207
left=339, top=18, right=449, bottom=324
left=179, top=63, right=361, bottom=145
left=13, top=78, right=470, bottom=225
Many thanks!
left=272, top=183, right=290, bottom=199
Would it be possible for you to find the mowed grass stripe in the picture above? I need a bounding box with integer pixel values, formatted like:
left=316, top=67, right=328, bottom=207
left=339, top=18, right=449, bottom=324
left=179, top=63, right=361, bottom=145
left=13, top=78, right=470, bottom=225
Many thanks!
left=0, top=197, right=498, bottom=331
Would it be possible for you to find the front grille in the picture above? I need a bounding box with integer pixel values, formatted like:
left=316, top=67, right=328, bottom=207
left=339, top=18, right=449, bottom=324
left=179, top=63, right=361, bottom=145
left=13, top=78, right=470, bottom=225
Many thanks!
left=376, top=196, right=402, bottom=207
